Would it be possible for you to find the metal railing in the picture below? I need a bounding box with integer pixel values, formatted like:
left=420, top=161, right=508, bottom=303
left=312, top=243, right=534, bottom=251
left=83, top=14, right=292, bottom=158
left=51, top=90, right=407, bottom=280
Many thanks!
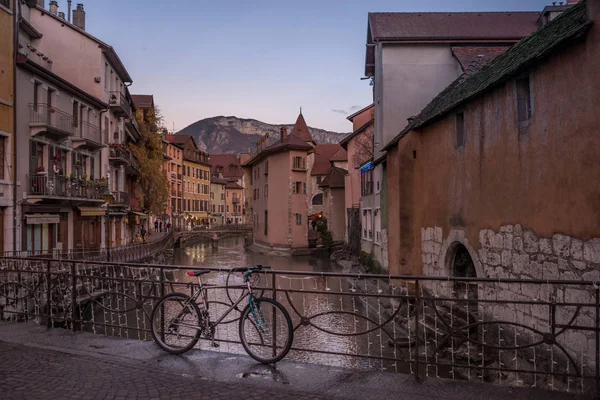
left=29, top=104, right=74, bottom=136
left=26, top=173, right=107, bottom=200
left=108, top=91, right=131, bottom=117
left=76, top=121, right=102, bottom=144
left=112, top=191, right=130, bottom=205
left=0, top=262, right=598, bottom=395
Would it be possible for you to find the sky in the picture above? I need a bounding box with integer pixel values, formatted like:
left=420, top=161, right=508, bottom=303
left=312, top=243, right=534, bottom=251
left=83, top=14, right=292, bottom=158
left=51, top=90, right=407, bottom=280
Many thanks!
left=69, top=0, right=552, bottom=133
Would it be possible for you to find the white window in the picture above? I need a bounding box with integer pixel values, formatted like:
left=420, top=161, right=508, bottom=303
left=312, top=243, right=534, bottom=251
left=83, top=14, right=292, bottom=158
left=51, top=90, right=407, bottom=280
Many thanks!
left=295, top=214, right=302, bottom=226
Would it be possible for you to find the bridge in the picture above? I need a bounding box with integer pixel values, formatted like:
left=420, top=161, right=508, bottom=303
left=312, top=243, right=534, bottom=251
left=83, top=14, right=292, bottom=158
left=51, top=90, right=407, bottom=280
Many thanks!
left=173, top=224, right=253, bottom=247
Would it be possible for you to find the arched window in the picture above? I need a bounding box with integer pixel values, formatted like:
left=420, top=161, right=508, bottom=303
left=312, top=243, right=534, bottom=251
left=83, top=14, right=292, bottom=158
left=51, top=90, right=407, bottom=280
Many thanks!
left=312, top=193, right=323, bottom=206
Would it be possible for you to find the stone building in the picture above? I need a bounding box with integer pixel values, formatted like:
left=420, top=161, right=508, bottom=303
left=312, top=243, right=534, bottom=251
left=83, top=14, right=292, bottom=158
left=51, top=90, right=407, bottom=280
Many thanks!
left=210, top=175, right=226, bottom=226
left=362, top=7, right=544, bottom=269
left=209, top=153, right=246, bottom=223
left=0, top=0, right=15, bottom=252
left=319, top=167, right=347, bottom=242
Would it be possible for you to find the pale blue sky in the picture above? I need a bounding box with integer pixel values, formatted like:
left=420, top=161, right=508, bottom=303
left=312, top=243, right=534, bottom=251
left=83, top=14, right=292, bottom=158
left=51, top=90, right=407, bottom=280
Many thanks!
left=71, top=0, right=550, bottom=132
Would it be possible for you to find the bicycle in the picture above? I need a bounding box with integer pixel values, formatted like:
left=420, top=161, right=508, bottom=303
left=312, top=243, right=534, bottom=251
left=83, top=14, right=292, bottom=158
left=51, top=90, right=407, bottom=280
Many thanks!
left=150, top=265, right=293, bottom=364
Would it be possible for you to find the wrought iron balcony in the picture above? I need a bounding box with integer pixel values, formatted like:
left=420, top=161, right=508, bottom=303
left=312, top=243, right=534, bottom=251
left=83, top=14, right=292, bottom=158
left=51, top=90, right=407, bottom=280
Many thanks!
left=108, top=91, right=131, bottom=118
left=112, top=191, right=131, bottom=206
left=26, top=173, right=106, bottom=202
left=28, top=104, right=74, bottom=141
left=109, top=144, right=139, bottom=174
left=72, top=121, right=103, bottom=151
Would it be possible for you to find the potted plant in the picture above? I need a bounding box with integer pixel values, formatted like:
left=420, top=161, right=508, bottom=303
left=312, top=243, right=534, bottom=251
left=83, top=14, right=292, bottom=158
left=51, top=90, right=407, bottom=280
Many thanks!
left=69, top=172, right=75, bottom=182
left=34, top=166, right=46, bottom=174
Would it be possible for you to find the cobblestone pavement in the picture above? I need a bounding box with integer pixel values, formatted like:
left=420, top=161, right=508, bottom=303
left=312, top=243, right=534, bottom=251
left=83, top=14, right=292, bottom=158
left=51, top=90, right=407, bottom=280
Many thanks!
left=0, top=341, right=333, bottom=400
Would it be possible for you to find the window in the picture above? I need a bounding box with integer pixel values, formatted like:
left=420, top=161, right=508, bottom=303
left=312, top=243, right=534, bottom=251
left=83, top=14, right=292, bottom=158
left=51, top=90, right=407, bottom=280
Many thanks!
left=221, top=193, right=225, bottom=200
left=293, top=182, right=303, bottom=194
left=516, top=76, right=532, bottom=122
left=311, top=193, right=323, bottom=205
left=211, top=192, right=214, bottom=199
left=264, top=211, right=268, bottom=235
left=295, top=214, right=302, bottom=226
left=212, top=204, right=215, bottom=212
left=227, top=205, right=230, bottom=212
left=264, top=161, right=269, bottom=175
left=33, top=81, right=41, bottom=109
left=455, top=113, right=465, bottom=149
left=264, top=184, right=268, bottom=198
left=73, top=101, right=79, bottom=127
left=293, top=156, right=306, bottom=170
left=361, top=168, right=373, bottom=195
left=316, top=176, right=322, bottom=185
left=0, top=137, right=5, bottom=180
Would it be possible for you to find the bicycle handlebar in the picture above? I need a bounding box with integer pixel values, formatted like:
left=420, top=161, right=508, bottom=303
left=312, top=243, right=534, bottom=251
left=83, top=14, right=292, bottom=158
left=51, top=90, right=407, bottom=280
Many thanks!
left=230, top=265, right=271, bottom=273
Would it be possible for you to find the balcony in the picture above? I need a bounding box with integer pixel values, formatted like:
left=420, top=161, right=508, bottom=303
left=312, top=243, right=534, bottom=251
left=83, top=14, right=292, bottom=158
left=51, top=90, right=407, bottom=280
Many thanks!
left=112, top=191, right=130, bottom=206
left=108, top=91, right=131, bottom=118
left=26, top=173, right=106, bottom=203
left=28, top=104, right=74, bottom=141
left=71, top=121, right=104, bottom=151
left=109, top=144, right=140, bottom=174
left=232, top=197, right=240, bottom=204
left=124, top=116, right=141, bottom=141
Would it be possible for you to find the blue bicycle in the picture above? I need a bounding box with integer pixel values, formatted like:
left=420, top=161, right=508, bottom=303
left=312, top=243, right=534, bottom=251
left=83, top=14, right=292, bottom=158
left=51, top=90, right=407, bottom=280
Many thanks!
left=150, top=265, right=293, bottom=364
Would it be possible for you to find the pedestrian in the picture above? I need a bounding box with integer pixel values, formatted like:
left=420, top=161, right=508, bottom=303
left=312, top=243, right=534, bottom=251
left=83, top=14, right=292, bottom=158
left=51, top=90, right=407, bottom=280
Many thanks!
left=159, top=221, right=163, bottom=232
left=154, top=220, right=158, bottom=233
left=141, top=226, right=147, bottom=243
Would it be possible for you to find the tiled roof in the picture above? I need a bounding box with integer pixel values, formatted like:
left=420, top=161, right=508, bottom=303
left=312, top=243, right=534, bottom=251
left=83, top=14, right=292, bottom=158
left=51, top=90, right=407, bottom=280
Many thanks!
left=242, top=134, right=312, bottom=167
left=290, top=113, right=313, bottom=143
left=311, top=144, right=343, bottom=176
left=165, top=134, right=192, bottom=145
left=383, top=1, right=591, bottom=151
left=320, top=167, right=347, bottom=189
left=131, top=94, right=154, bottom=109
left=211, top=176, right=227, bottom=185
left=330, top=147, right=348, bottom=162
left=368, top=12, right=540, bottom=41
left=339, top=119, right=373, bottom=149
left=451, top=46, right=510, bottom=71
left=209, top=154, right=245, bottom=179
left=225, top=182, right=243, bottom=190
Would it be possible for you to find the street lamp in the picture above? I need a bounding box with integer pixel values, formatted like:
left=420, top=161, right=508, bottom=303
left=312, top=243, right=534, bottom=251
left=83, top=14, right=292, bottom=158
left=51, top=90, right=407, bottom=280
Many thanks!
left=103, top=181, right=115, bottom=262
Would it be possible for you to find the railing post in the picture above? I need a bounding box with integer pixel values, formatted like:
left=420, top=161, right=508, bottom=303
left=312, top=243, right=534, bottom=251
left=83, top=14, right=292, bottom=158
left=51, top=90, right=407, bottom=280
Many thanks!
left=46, top=260, right=52, bottom=328
left=596, top=287, right=599, bottom=395
left=272, top=272, right=277, bottom=358
left=414, top=279, right=421, bottom=381
left=71, top=262, right=77, bottom=332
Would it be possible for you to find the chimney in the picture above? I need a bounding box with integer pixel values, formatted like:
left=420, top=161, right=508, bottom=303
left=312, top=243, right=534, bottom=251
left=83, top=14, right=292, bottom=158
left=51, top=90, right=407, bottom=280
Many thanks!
left=73, top=3, right=86, bottom=30
left=58, top=11, right=65, bottom=19
left=68, top=0, right=72, bottom=22
left=49, top=0, right=58, bottom=15
left=280, top=126, right=288, bottom=142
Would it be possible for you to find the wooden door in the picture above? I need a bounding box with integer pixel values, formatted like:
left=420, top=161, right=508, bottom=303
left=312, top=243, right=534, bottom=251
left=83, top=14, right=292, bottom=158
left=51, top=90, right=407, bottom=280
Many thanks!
left=115, top=219, right=122, bottom=247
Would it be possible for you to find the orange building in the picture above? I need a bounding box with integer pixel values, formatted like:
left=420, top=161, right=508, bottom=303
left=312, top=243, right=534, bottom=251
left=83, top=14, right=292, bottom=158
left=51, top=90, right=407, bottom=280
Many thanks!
left=163, top=137, right=183, bottom=228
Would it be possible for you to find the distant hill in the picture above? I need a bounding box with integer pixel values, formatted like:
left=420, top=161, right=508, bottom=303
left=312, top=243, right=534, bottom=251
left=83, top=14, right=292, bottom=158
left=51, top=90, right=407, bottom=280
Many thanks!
left=176, top=116, right=348, bottom=154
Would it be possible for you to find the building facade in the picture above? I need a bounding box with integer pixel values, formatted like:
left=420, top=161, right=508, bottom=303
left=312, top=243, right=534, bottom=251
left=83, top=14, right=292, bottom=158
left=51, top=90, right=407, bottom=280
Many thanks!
left=0, top=0, right=15, bottom=252
left=225, top=181, right=243, bottom=225
left=209, top=153, right=246, bottom=223
left=163, top=139, right=182, bottom=228
left=210, top=175, right=226, bottom=225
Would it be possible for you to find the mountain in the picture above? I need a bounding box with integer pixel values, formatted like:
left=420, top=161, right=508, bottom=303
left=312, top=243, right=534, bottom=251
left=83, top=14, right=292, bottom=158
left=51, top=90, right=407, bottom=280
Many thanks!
left=176, top=116, right=348, bottom=154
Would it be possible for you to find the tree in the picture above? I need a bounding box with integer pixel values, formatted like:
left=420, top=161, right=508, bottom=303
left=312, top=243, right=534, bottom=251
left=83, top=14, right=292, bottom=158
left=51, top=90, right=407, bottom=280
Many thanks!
left=128, top=106, right=169, bottom=216
left=352, top=126, right=374, bottom=169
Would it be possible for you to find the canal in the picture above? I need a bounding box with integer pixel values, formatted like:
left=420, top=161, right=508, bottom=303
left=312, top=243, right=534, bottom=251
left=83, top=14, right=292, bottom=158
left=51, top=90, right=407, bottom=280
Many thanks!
left=171, top=236, right=405, bottom=372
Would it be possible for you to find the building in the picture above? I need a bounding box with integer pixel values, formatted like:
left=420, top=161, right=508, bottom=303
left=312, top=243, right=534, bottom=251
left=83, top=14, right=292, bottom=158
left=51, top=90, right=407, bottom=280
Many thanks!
left=308, top=143, right=343, bottom=218
left=209, top=153, right=246, bottom=223
left=382, top=0, right=597, bottom=278
left=131, top=94, right=154, bottom=125
left=163, top=138, right=183, bottom=228
left=210, top=175, right=226, bottom=225
left=340, top=104, right=374, bottom=254
left=165, top=134, right=210, bottom=228
left=362, top=8, right=543, bottom=270
left=15, top=1, right=144, bottom=251
left=225, top=181, right=243, bottom=225
left=0, top=0, right=15, bottom=252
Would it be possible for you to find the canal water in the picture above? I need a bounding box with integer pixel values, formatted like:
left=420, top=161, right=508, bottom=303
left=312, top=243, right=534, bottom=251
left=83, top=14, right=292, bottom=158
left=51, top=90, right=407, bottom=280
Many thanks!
left=171, top=236, right=406, bottom=372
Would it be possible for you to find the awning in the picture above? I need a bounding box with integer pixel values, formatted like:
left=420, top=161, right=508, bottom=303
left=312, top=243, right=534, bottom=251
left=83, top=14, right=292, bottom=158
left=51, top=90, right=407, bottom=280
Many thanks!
left=129, top=211, right=148, bottom=218
left=78, top=207, right=106, bottom=217
left=26, top=214, right=60, bottom=225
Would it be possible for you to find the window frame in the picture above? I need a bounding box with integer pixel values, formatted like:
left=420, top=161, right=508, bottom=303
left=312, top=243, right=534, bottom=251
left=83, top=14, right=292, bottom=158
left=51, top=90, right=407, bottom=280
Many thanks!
left=455, top=112, right=465, bottom=150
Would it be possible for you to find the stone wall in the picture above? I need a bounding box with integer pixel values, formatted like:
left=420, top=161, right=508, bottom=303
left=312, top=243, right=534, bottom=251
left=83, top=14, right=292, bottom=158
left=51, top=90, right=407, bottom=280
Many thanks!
left=420, top=225, right=600, bottom=379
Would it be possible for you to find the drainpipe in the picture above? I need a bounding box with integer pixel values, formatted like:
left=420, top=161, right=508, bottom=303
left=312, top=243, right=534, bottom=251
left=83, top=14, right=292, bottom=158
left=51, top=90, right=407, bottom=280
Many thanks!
left=12, top=1, right=20, bottom=252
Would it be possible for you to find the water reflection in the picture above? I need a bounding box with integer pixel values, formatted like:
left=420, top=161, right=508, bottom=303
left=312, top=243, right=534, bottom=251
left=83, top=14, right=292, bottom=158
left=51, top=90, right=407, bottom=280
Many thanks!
left=174, top=237, right=404, bottom=372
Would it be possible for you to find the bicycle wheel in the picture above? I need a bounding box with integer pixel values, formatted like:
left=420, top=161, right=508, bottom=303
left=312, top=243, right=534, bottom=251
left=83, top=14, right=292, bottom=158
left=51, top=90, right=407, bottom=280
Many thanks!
left=239, top=297, right=293, bottom=364
left=150, top=292, right=202, bottom=354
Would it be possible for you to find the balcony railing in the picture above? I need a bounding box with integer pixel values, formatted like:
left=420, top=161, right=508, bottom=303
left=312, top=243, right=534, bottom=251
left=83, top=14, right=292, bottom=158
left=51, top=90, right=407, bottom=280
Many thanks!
left=29, top=104, right=74, bottom=140
left=108, top=91, right=131, bottom=118
left=109, top=144, right=139, bottom=171
left=112, top=191, right=130, bottom=205
left=26, top=173, right=107, bottom=200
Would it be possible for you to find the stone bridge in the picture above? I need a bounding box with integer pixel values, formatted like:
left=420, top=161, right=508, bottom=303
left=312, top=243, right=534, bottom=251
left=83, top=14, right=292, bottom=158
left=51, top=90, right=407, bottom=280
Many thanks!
left=173, top=225, right=253, bottom=247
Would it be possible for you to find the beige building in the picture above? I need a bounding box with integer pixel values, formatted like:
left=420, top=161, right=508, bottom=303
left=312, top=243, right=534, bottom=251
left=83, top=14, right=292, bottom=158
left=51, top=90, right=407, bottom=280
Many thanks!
left=210, top=175, right=226, bottom=225
left=209, top=153, right=246, bottom=223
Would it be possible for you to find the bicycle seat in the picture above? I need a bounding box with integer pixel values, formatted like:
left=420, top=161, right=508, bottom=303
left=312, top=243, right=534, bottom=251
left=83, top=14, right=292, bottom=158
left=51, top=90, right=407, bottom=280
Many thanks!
left=186, top=270, right=211, bottom=276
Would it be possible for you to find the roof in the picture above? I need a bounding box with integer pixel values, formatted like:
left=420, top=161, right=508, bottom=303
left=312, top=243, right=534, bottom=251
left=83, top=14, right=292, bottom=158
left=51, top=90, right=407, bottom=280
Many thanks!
left=339, top=119, right=374, bottom=149
left=320, top=167, right=347, bottom=189
left=290, top=113, right=314, bottom=143
left=211, top=176, right=227, bottom=185
left=383, top=1, right=591, bottom=151
left=451, top=46, right=510, bottom=71
left=164, top=135, right=185, bottom=149
left=311, top=144, right=344, bottom=176
left=34, top=5, right=132, bottom=83
left=131, top=95, right=154, bottom=109
left=209, top=154, right=245, bottom=178
left=346, top=104, right=374, bottom=121
left=243, top=135, right=313, bottom=167
left=225, top=182, right=243, bottom=190
left=330, top=148, right=348, bottom=162
left=165, top=134, right=192, bottom=145
left=365, top=11, right=540, bottom=76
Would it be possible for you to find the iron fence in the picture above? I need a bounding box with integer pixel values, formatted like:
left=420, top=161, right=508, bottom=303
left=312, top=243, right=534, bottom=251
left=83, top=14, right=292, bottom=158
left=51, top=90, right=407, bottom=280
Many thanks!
left=26, top=173, right=107, bottom=199
left=0, top=259, right=597, bottom=395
